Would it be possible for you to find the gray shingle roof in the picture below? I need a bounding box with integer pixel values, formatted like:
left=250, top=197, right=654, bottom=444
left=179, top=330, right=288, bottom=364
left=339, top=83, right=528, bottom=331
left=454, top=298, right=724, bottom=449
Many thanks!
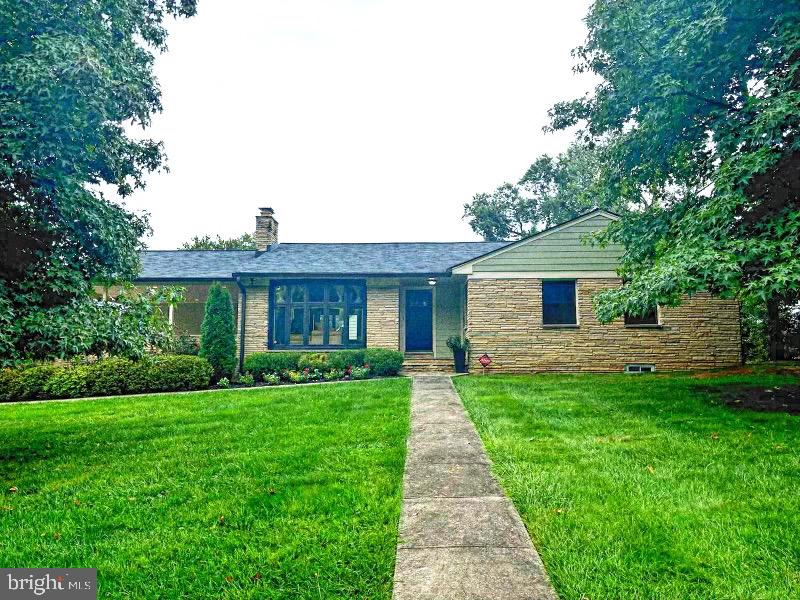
left=137, top=242, right=509, bottom=280
left=238, top=242, right=510, bottom=276
left=138, top=250, right=257, bottom=280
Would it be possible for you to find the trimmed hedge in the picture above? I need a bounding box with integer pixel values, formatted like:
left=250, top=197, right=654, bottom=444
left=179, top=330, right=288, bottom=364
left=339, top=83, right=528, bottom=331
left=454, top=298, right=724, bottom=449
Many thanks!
left=243, top=352, right=302, bottom=380
left=364, top=348, right=405, bottom=376
left=326, top=350, right=366, bottom=370
left=244, top=349, right=404, bottom=378
left=0, top=355, right=213, bottom=402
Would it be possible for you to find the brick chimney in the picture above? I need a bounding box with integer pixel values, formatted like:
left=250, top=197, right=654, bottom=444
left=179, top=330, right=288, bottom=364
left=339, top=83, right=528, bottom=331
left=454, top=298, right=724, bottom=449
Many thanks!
left=254, top=207, right=278, bottom=252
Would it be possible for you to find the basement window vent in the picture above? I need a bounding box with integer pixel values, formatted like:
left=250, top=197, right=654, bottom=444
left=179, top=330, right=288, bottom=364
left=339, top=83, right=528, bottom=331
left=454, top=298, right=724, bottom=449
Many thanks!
left=625, top=363, right=656, bottom=374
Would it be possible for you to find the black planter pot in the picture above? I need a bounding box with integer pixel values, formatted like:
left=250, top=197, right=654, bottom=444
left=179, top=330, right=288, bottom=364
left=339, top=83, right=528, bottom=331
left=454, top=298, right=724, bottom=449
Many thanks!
left=453, top=350, right=467, bottom=373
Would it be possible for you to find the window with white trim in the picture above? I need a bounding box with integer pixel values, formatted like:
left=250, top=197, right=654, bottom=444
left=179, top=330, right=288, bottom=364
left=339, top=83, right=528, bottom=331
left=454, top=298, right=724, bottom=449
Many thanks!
left=542, top=280, right=577, bottom=326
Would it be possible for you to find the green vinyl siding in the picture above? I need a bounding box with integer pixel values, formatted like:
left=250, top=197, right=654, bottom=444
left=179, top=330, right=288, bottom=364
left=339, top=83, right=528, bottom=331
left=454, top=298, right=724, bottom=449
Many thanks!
left=472, top=214, right=623, bottom=273
left=434, top=278, right=464, bottom=358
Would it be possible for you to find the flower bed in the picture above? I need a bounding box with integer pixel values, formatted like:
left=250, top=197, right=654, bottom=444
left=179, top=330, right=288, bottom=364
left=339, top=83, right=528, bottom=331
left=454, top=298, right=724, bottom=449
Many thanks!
left=237, top=349, right=404, bottom=388
left=0, top=350, right=405, bottom=401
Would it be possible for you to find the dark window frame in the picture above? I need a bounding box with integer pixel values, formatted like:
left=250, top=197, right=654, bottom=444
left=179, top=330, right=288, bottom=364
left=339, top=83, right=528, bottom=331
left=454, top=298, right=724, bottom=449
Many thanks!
left=268, top=279, right=367, bottom=350
left=542, top=279, right=578, bottom=327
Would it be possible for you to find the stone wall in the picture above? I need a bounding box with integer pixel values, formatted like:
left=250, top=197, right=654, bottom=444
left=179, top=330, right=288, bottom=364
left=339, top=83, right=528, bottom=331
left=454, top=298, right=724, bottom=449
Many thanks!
left=466, top=278, right=741, bottom=373
left=367, top=281, right=400, bottom=349
left=241, top=285, right=269, bottom=357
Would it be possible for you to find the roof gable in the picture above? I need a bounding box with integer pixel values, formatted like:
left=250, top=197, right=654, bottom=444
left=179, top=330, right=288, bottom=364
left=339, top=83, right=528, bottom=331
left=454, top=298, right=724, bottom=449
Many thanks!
left=451, top=209, right=622, bottom=275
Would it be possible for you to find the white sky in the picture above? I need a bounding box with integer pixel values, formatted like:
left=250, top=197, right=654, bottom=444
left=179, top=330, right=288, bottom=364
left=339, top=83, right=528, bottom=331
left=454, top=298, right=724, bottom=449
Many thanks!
left=125, top=0, right=595, bottom=249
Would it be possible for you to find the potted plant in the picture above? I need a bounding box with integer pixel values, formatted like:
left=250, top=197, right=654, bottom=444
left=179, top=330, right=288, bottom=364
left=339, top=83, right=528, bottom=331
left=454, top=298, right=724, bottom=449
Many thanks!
left=446, top=336, right=470, bottom=373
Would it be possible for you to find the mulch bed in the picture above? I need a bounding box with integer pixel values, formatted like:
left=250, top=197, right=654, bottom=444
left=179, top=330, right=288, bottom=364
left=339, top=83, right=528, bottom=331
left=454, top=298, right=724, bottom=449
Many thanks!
left=702, top=384, right=800, bottom=415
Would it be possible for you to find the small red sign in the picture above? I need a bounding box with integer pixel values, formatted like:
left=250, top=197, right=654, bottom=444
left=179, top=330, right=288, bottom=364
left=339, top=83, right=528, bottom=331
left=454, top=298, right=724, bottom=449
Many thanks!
left=478, top=353, right=492, bottom=367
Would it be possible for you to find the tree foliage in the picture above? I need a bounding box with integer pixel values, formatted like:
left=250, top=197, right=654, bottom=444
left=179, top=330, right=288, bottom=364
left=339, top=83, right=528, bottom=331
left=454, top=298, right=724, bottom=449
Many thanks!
left=548, top=0, right=800, bottom=334
left=180, top=233, right=256, bottom=250
left=0, top=284, right=183, bottom=367
left=0, top=0, right=197, bottom=364
left=199, top=283, right=237, bottom=381
left=463, top=142, right=627, bottom=240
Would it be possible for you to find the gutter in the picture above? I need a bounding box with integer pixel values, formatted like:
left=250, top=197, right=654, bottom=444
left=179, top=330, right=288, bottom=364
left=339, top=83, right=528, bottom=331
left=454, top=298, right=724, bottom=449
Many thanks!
left=234, top=275, right=247, bottom=373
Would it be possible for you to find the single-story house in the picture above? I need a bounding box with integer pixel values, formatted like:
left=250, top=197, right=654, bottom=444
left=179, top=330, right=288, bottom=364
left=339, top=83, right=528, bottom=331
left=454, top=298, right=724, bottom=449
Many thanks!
left=135, top=207, right=742, bottom=373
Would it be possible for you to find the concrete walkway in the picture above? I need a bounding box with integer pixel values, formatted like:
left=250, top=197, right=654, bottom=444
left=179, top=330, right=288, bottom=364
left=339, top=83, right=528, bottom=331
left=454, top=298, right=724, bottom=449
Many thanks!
left=393, top=375, right=557, bottom=600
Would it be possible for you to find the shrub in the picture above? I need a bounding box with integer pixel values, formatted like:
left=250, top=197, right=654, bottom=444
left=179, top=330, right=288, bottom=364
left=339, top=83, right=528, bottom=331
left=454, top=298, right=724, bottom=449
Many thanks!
left=323, top=369, right=344, bottom=381
left=297, top=352, right=328, bottom=371
left=286, top=370, right=310, bottom=384
left=217, top=377, right=230, bottom=389
left=349, top=366, right=371, bottom=380
left=142, top=355, right=213, bottom=392
left=262, top=373, right=280, bottom=386
left=446, top=336, right=470, bottom=353
left=7, top=364, right=59, bottom=400
left=199, top=283, right=237, bottom=382
left=239, top=371, right=255, bottom=386
left=0, top=356, right=213, bottom=402
left=327, top=350, right=366, bottom=370
left=172, top=335, right=200, bottom=356
left=43, top=365, right=89, bottom=399
left=85, top=356, right=139, bottom=396
left=363, top=349, right=404, bottom=376
left=244, top=352, right=302, bottom=379
left=0, top=369, right=15, bottom=402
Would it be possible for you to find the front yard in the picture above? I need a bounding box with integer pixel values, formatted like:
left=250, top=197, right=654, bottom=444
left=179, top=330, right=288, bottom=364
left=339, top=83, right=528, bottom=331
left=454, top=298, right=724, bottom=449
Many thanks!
left=0, top=379, right=410, bottom=599
left=454, top=372, right=800, bottom=600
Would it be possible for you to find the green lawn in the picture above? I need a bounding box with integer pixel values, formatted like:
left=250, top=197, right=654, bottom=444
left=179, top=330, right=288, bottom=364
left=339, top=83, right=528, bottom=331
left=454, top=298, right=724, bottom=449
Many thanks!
left=0, top=379, right=410, bottom=599
left=454, top=372, right=800, bottom=600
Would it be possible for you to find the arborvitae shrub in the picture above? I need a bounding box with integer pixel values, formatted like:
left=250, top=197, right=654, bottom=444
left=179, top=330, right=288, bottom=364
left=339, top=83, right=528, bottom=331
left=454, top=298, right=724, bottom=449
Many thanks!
left=199, top=283, right=237, bottom=382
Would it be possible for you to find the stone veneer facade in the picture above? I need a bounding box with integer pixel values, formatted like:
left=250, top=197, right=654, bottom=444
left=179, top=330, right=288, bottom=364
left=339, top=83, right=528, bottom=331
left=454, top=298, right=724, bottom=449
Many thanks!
left=366, top=281, right=400, bottom=350
left=466, top=278, right=741, bottom=373
left=239, top=285, right=269, bottom=357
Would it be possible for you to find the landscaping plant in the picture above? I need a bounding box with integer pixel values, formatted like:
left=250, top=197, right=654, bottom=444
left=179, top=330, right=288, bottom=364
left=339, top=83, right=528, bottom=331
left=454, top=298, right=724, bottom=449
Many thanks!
left=0, top=1, right=197, bottom=366
left=446, top=336, right=471, bottom=373
left=262, top=373, right=280, bottom=386
left=199, top=283, right=236, bottom=382
left=245, top=350, right=403, bottom=381
left=0, top=356, right=213, bottom=402
left=363, top=349, right=404, bottom=376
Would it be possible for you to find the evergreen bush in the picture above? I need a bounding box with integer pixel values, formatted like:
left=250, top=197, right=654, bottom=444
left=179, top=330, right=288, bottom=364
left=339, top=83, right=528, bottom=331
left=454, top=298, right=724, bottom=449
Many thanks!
left=199, top=283, right=237, bottom=382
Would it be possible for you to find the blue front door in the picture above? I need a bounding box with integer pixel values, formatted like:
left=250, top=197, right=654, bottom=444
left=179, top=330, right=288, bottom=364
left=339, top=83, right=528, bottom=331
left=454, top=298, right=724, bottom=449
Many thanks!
left=405, top=289, right=433, bottom=352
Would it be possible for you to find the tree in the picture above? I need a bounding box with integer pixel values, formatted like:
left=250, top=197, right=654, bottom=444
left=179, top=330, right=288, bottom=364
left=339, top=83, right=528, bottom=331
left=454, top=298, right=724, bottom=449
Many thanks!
left=180, top=233, right=257, bottom=250
left=548, top=0, right=800, bottom=358
left=199, top=283, right=236, bottom=381
left=463, top=183, right=539, bottom=241
left=0, top=1, right=197, bottom=364
left=463, top=142, right=627, bottom=240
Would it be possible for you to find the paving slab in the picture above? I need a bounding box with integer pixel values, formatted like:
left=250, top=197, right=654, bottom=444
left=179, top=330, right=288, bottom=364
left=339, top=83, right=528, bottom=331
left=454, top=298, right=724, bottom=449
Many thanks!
left=399, top=497, right=532, bottom=549
left=405, top=433, right=489, bottom=464
left=394, top=547, right=557, bottom=600
left=412, top=405, right=469, bottom=424
left=409, top=423, right=482, bottom=443
left=403, top=462, right=502, bottom=499
left=393, top=375, right=556, bottom=599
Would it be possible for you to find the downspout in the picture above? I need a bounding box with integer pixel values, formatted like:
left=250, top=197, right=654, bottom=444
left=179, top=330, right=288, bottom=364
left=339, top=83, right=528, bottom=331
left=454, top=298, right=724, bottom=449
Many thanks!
left=235, top=276, right=247, bottom=373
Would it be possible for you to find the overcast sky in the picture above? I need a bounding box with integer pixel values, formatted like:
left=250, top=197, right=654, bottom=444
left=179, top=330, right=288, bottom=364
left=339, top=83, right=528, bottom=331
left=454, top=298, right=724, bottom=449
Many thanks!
left=126, top=0, right=595, bottom=249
